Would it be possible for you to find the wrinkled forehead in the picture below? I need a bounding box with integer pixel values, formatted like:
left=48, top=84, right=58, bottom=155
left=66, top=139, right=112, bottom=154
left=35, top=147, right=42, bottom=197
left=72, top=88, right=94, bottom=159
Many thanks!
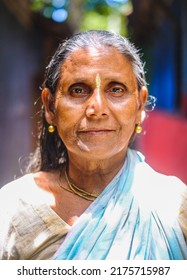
left=61, top=46, right=133, bottom=73
left=57, top=46, right=137, bottom=92
left=64, top=45, right=119, bottom=64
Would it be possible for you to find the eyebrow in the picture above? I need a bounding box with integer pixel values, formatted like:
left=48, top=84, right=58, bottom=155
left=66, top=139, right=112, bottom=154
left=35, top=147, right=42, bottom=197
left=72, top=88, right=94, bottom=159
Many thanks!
left=60, top=74, right=133, bottom=89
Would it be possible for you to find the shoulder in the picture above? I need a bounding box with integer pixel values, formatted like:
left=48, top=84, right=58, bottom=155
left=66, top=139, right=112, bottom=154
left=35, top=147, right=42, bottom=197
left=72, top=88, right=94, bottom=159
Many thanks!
left=0, top=173, right=45, bottom=230
left=0, top=172, right=54, bottom=234
left=0, top=171, right=56, bottom=207
left=132, top=160, right=186, bottom=220
left=133, top=158, right=186, bottom=193
left=0, top=172, right=68, bottom=259
left=0, top=174, right=35, bottom=207
left=0, top=174, right=35, bottom=259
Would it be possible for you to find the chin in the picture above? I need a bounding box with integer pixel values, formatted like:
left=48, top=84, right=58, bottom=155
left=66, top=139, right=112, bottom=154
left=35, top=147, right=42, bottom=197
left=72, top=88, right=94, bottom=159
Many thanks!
left=67, top=139, right=128, bottom=160
left=79, top=145, right=124, bottom=160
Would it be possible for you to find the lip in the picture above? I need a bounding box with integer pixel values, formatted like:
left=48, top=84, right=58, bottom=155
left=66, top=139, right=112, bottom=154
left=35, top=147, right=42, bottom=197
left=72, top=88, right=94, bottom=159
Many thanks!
left=78, top=129, right=115, bottom=135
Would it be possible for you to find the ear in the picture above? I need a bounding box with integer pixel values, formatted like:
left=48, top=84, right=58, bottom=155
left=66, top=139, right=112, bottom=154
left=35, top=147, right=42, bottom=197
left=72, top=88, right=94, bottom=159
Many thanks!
left=136, top=86, right=148, bottom=123
left=41, top=88, right=56, bottom=125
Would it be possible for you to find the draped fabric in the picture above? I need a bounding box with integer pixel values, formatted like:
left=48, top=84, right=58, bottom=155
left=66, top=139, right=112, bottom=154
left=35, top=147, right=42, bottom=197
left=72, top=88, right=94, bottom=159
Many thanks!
left=53, top=149, right=187, bottom=260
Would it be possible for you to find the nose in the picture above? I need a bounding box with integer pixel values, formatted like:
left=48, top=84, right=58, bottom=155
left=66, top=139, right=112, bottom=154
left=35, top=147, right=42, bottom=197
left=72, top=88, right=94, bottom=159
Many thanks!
left=85, top=89, right=109, bottom=119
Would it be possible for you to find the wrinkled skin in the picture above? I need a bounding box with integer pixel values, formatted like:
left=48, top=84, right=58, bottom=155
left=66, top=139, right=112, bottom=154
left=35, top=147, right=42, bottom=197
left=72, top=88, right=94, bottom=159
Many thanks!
left=43, top=47, right=147, bottom=167
left=40, top=46, right=148, bottom=224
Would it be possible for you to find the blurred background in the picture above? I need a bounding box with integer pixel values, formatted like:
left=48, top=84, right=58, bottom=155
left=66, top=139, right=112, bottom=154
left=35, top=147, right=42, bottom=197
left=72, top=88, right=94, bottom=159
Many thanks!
left=0, top=0, right=187, bottom=186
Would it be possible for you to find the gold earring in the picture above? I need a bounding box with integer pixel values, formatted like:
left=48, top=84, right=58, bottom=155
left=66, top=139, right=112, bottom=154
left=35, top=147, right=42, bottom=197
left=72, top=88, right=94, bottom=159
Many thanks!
left=48, top=124, right=55, bottom=133
left=135, top=124, right=142, bottom=134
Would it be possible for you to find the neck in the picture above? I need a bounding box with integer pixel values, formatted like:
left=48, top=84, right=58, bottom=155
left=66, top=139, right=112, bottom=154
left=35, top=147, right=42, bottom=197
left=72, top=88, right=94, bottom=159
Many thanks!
left=65, top=150, right=127, bottom=195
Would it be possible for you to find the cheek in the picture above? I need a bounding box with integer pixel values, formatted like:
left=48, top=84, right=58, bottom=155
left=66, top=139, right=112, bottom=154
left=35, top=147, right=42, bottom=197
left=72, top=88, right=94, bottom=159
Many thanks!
left=115, top=98, right=139, bottom=128
left=54, top=101, right=81, bottom=143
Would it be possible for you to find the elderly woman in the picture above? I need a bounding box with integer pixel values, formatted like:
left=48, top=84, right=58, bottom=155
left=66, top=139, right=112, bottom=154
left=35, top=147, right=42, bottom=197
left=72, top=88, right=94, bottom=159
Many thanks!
left=0, top=30, right=186, bottom=260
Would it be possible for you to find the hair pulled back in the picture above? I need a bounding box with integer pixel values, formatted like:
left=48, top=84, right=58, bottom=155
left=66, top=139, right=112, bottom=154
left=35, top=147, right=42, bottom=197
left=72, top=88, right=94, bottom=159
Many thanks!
left=27, top=30, right=148, bottom=173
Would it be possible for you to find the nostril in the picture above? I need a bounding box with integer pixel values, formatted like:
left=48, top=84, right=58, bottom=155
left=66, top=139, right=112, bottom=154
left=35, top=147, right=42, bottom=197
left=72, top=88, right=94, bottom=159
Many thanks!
left=85, top=104, right=108, bottom=119
left=85, top=90, right=109, bottom=119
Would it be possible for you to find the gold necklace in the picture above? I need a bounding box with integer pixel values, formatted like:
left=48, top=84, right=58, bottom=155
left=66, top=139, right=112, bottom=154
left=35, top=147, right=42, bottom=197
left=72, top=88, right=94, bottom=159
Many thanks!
left=58, top=184, right=74, bottom=194
left=64, top=170, right=99, bottom=201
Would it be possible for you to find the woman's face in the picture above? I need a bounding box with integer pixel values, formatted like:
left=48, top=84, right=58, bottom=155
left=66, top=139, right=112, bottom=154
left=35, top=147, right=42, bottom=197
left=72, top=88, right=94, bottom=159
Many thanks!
left=43, top=47, right=147, bottom=160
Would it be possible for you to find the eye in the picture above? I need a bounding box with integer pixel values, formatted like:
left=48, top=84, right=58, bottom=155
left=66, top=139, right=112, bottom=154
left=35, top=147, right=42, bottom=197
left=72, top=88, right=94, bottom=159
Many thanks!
left=112, top=87, right=124, bottom=94
left=69, top=84, right=90, bottom=97
left=71, top=88, right=84, bottom=94
left=107, top=83, right=128, bottom=97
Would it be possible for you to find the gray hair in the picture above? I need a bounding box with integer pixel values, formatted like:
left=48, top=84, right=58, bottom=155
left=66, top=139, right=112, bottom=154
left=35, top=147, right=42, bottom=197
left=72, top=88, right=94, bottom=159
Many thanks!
left=27, top=30, right=153, bottom=173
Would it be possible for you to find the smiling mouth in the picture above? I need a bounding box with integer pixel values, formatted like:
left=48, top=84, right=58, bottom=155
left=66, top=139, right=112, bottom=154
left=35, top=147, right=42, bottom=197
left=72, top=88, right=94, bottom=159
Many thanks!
left=78, top=129, right=115, bottom=135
